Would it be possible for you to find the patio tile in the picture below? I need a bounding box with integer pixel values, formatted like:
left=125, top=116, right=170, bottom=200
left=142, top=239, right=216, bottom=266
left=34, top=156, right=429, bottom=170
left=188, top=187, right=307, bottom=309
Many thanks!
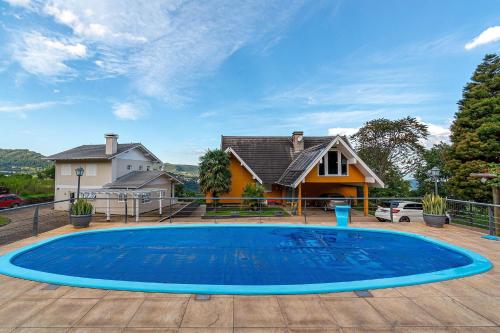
left=62, top=288, right=109, bottom=299
left=453, top=328, right=500, bottom=332
left=319, top=292, right=358, bottom=298
left=411, top=297, right=495, bottom=326
left=181, top=298, right=233, bottom=328
left=21, top=298, right=98, bottom=328
left=234, top=329, right=287, bottom=333
left=11, top=329, right=68, bottom=333
left=395, top=284, right=444, bottom=297
left=76, top=299, right=143, bottom=327
left=288, top=329, right=342, bottom=333
left=104, top=291, right=147, bottom=299
left=340, top=329, right=395, bottom=333
left=0, top=279, right=38, bottom=299
left=463, top=274, right=500, bottom=297
left=429, top=279, right=487, bottom=297
left=68, top=328, right=123, bottom=333
left=123, top=329, right=178, bottom=333
left=234, top=296, right=286, bottom=328
left=367, top=298, right=442, bottom=326
left=0, top=299, right=53, bottom=328
left=453, top=296, right=500, bottom=325
left=178, top=329, right=232, bottom=333
left=19, top=284, right=71, bottom=299
left=368, top=288, right=402, bottom=297
left=323, top=299, right=389, bottom=328
left=278, top=298, right=337, bottom=328
left=127, top=298, right=189, bottom=328
left=145, top=292, right=191, bottom=298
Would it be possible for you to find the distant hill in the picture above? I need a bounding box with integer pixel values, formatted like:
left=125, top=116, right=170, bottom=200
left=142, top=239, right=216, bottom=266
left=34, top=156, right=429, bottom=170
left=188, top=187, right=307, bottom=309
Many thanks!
left=163, top=162, right=199, bottom=177
left=0, top=149, right=51, bottom=173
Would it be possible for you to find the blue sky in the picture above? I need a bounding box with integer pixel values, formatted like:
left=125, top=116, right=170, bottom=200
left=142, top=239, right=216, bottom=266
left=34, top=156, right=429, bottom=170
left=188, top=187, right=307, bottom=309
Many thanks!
left=0, top=0, right=499, bottom=164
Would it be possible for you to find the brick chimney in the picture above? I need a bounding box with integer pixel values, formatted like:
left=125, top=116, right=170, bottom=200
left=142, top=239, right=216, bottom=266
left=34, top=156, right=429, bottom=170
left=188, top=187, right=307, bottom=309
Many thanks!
left=292, top=131, right=304, bottom=153
left=105, top=133, right=118, bottom=155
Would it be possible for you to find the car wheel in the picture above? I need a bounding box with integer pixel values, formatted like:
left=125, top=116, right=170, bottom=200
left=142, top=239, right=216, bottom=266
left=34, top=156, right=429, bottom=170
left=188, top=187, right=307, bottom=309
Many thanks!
left=445, top=217, right=450, bottom=224
left=376, top=218, right=385, bottom=222
left=11, top=203, right=19, bottom=208
left=399, top=216, right=410, bottom=222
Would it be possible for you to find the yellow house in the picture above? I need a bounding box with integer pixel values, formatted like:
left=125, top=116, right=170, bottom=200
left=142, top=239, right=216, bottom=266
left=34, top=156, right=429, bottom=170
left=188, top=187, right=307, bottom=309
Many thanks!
left=217, top=131, right=384, bottom=216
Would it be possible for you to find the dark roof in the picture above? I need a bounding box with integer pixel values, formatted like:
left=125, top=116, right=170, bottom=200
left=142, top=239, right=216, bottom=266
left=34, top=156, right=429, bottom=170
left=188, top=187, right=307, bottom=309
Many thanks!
left=277, top=142, right=330, bottom=186
left=45, top=143, right=141, bottom=160
left=104, top=171, right=181, bottom=189
left=221, top=136, right=334, bottom=184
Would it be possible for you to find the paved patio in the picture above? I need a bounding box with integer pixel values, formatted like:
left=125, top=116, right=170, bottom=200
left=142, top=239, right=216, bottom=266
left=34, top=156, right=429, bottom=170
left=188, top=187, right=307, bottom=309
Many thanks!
left=0, top=220, right=498, bottom=332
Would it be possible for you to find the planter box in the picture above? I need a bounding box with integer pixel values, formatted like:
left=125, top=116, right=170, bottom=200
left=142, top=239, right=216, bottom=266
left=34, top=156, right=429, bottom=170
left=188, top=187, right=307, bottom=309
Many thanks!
left=423, top=213, right=447, bottom=228
left=70, top=214, right=92, bottom=228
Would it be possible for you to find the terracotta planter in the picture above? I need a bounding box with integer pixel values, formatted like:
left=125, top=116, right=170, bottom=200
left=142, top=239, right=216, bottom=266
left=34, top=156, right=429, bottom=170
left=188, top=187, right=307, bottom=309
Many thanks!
left=423, top=213, right=447, bottom=228
left=71, top=214, right=92, bottom=228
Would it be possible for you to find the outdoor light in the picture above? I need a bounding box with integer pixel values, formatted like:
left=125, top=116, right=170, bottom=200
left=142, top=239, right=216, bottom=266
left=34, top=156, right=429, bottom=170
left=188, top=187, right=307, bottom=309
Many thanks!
left=75, top=167, right=85, bottom=177
left=430, top=166, right=440, bottom=178
left=428, top=166, right=441, bottom=195
left=75, top=167, right=85, bottom=199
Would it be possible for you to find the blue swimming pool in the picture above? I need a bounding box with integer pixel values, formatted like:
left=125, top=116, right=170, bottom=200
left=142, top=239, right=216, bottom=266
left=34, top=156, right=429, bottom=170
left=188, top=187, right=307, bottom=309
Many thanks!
left=0, top=225, right=492, bottom=294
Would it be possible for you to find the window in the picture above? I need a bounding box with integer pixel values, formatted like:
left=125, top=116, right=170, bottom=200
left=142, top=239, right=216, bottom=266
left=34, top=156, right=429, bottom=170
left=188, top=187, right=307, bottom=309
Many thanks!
left=81, top=192, right=96, bottom=200
left=86, top=163, right=97, bottom=176
left=263, top=184, right=272, bottom=193
left=318, top=151, right=349, bottom=176
left=127, top=165, right=132, bottom=171
left=60, top=164, right=71, bottom=176
left=118, top=193, right=127, bottom=202
left=139, top=165, right=143, bottom=171
left=146, top=165, right=151, bottom=171
left=141, top=193, right=151, bottom=204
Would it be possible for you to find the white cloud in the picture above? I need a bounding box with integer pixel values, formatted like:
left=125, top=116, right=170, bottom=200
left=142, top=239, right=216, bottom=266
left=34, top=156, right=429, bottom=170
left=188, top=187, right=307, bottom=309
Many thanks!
left=199, top=111, right=218, bottom=118
left=112, top=102, right=148, bottom=120
left=416, top=117, right=451, bottom=147
left=4, top=0, right=31, bottom=8
left=0, top=101, right=62, bottom=117
left=12, top=32, right=87, bottom=77
left=6, top=0, right=303, bottom=102
left=328, top=127, right=359, bottom=136
left=465, top=26, right=500, bottom=50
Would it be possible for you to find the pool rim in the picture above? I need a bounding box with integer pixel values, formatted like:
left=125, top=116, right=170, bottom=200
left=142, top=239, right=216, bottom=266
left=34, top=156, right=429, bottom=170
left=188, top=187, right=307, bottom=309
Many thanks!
left=0, top=224, right=493, bottom=295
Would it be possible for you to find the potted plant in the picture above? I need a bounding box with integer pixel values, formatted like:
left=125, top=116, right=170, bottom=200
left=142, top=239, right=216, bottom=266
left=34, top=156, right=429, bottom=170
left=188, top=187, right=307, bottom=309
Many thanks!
left=70, top=199, right=93, bottom=228
left=422, top=194, right=447, bottom=228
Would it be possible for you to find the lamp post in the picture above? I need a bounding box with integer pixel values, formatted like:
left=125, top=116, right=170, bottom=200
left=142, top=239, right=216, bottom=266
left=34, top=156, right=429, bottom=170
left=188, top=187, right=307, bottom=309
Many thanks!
left=428, top=166, right=440, bottom=195
left=75, top=167, right=84, bottom=200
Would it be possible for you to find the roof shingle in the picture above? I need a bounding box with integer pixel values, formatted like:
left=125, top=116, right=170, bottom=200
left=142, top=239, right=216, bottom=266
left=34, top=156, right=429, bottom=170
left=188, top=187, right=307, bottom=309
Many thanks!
left=45, top=143, right=141, bottom=160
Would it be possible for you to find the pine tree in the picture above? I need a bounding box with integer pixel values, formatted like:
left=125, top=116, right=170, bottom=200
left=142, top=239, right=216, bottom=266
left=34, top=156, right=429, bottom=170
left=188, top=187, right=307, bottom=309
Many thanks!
left=446, top=54, right=500, bottom=202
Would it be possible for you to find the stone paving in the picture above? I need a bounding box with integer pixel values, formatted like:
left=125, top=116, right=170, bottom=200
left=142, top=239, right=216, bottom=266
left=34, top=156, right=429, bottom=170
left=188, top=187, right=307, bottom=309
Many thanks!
left=0, top=220, right=498, bottom=332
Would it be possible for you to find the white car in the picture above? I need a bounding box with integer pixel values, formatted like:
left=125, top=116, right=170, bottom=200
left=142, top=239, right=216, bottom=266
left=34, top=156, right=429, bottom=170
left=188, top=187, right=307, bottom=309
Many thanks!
left=375, top=201, right=425, bottom=222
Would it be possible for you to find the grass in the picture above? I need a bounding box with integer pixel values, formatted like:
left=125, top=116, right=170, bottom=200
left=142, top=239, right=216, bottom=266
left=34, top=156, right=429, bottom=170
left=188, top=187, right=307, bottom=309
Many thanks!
left=205, top=206, right=288, bottom=217
left=0, top=216, right=10, bottom=227
left=20, top=193, right=53, bottom=199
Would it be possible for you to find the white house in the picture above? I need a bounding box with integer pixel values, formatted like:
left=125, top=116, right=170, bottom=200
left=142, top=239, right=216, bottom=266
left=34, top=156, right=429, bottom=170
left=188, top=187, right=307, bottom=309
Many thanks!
left=45, top=134, right=181, bottom=220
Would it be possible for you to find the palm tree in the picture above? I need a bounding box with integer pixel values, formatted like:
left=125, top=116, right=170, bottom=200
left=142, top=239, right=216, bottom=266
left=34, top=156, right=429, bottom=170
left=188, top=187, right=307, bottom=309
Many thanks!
left=199, top=149, right=231, bottom=197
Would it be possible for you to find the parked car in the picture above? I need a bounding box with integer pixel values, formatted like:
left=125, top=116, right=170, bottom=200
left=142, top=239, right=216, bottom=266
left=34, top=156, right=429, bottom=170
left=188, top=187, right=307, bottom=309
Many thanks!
left=375, top=200, right=450, bottom=223
left=0, top=194, right=23, bottom=209
left=314, top=193, right=349, bottom=211
left=375, top=201, right=424, bottom=222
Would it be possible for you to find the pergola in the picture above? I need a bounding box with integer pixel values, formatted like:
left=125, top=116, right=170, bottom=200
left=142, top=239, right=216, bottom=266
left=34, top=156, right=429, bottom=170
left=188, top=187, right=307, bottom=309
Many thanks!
left=80, top=188, right=169, bottom=222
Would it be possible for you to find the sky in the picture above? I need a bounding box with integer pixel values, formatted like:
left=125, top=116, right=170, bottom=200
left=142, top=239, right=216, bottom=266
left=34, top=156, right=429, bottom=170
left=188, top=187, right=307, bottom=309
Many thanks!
left=0, top=0, right=499, bottom=164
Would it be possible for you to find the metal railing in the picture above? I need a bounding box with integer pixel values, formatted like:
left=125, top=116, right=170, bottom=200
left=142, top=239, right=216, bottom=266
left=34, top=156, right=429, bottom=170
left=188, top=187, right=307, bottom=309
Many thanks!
left=1, top=196, right=498, bottom=246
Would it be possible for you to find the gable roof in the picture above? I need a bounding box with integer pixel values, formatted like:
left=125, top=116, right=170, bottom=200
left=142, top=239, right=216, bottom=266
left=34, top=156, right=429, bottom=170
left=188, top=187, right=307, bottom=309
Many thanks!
left=221, top=136, right=331, bottom=184
left=44, top=143, right=162, bottom=163
left=222, top=135, right=384, bottom=188
left=104, top=171, right=182, bottom=189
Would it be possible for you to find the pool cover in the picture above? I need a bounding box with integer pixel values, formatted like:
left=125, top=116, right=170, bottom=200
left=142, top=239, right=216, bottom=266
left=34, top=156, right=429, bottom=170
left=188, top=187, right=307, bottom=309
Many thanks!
left=6, top=226, right=484, bottom=287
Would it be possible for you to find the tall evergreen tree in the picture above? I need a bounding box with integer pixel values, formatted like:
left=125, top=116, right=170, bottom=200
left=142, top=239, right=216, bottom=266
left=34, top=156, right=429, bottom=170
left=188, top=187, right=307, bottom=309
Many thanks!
left=446, top=54, right=500, bottom=202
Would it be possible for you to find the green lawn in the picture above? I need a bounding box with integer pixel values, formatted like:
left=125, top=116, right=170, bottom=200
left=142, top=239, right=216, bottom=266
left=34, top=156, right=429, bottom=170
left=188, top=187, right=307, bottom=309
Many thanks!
left=0, top=216, right=10, bottom=227
left=205, top=206, right=288, bottom=217
left=20, top=193, right=53, bottom=199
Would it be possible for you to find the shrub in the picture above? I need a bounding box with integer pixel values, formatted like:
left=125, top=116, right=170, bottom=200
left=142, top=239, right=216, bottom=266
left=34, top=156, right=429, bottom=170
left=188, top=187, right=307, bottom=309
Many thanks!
left=242, top=182, right=265, bottom=211
left=422, top=194, right=446, bottom=215
left=71, top=199, right=93, bottom=216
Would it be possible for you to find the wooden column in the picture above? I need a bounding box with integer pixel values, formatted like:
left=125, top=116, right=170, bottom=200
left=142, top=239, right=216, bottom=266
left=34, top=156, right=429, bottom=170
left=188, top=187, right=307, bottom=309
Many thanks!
left=298, top=183, right=302, bottom=216
left=363, top=182, right=369, bottom=216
